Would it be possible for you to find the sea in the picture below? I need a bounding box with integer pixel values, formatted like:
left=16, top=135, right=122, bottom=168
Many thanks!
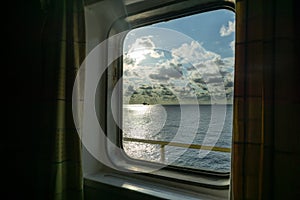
left=122, top=104, right=233, bottom=172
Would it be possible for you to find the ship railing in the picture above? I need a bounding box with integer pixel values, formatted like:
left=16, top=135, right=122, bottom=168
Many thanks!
left=123, top=137, right=231, bottom=162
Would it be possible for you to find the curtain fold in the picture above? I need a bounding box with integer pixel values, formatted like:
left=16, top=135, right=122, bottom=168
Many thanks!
left=231, top=0, right=300, bottom=199
left=38, top=0, right=85, bottom=199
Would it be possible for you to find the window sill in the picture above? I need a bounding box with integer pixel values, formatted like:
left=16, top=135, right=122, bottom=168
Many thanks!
left=84, top=171, right=229, bottom=200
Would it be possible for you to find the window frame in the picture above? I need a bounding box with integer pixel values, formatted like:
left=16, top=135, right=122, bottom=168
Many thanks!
left=81, top=1, right=236, bottom=199
left=104, top=5, right=235, bottom=191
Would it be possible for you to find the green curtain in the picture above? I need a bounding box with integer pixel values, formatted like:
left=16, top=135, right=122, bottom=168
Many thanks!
left=37, top=0, right=85, bottom=199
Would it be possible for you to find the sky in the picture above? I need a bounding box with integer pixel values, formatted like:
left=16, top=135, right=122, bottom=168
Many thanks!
left=122, top=9, right=235, bottom=105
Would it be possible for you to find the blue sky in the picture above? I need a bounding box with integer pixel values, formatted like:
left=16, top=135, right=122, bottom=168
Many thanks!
left=152, top=9, right=235, bottom=58
left=123, top=9, right=235, bottom=104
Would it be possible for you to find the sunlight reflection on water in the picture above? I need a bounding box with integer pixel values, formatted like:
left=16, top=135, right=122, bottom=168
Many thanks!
left=122, top=104, right=232, bottom=172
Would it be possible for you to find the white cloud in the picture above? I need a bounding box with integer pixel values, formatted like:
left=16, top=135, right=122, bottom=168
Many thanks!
left=171, top=41, right=220, bottom=66
left=220, top=20, right=235, bottom=37
left=126, top=36, right=160, bottom=64
left=128, top=36, right=155, bottom=50
left=230, top=40, right=235, bottom=51
left=123, top=39, right=235, bottom=104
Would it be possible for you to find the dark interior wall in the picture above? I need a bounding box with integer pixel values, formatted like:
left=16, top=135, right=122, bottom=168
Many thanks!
left=4, top=0, right=45, bottom=199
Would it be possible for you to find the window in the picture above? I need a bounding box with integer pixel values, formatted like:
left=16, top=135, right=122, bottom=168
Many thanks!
left=121, top=9, right=235, bottom=173
left=81, top=3, right=235, bottom=199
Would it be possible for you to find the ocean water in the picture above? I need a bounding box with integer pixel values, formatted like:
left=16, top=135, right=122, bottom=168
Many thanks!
left=122, top=104, right=233, bottom=172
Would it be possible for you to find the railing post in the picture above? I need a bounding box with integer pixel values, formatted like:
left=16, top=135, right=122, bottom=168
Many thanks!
left=160, top=144, right=165, bottom=162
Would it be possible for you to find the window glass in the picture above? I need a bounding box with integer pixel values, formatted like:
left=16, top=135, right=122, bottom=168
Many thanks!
left=122, top=9, right=235, bottom=172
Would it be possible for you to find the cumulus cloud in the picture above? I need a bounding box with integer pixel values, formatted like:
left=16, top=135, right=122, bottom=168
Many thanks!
left=220, top=20, right=235, bottom=37
left=125, top=36, right=164, bottom=65
left=123, top=37, right=235, bottom=104
left=149, top=74, right=169, bottom=81
left=128, top=36, right=155, bottom=50
left=159, top=66, right=183, bottom=78
left=171, top=41, right=220, bottom=65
